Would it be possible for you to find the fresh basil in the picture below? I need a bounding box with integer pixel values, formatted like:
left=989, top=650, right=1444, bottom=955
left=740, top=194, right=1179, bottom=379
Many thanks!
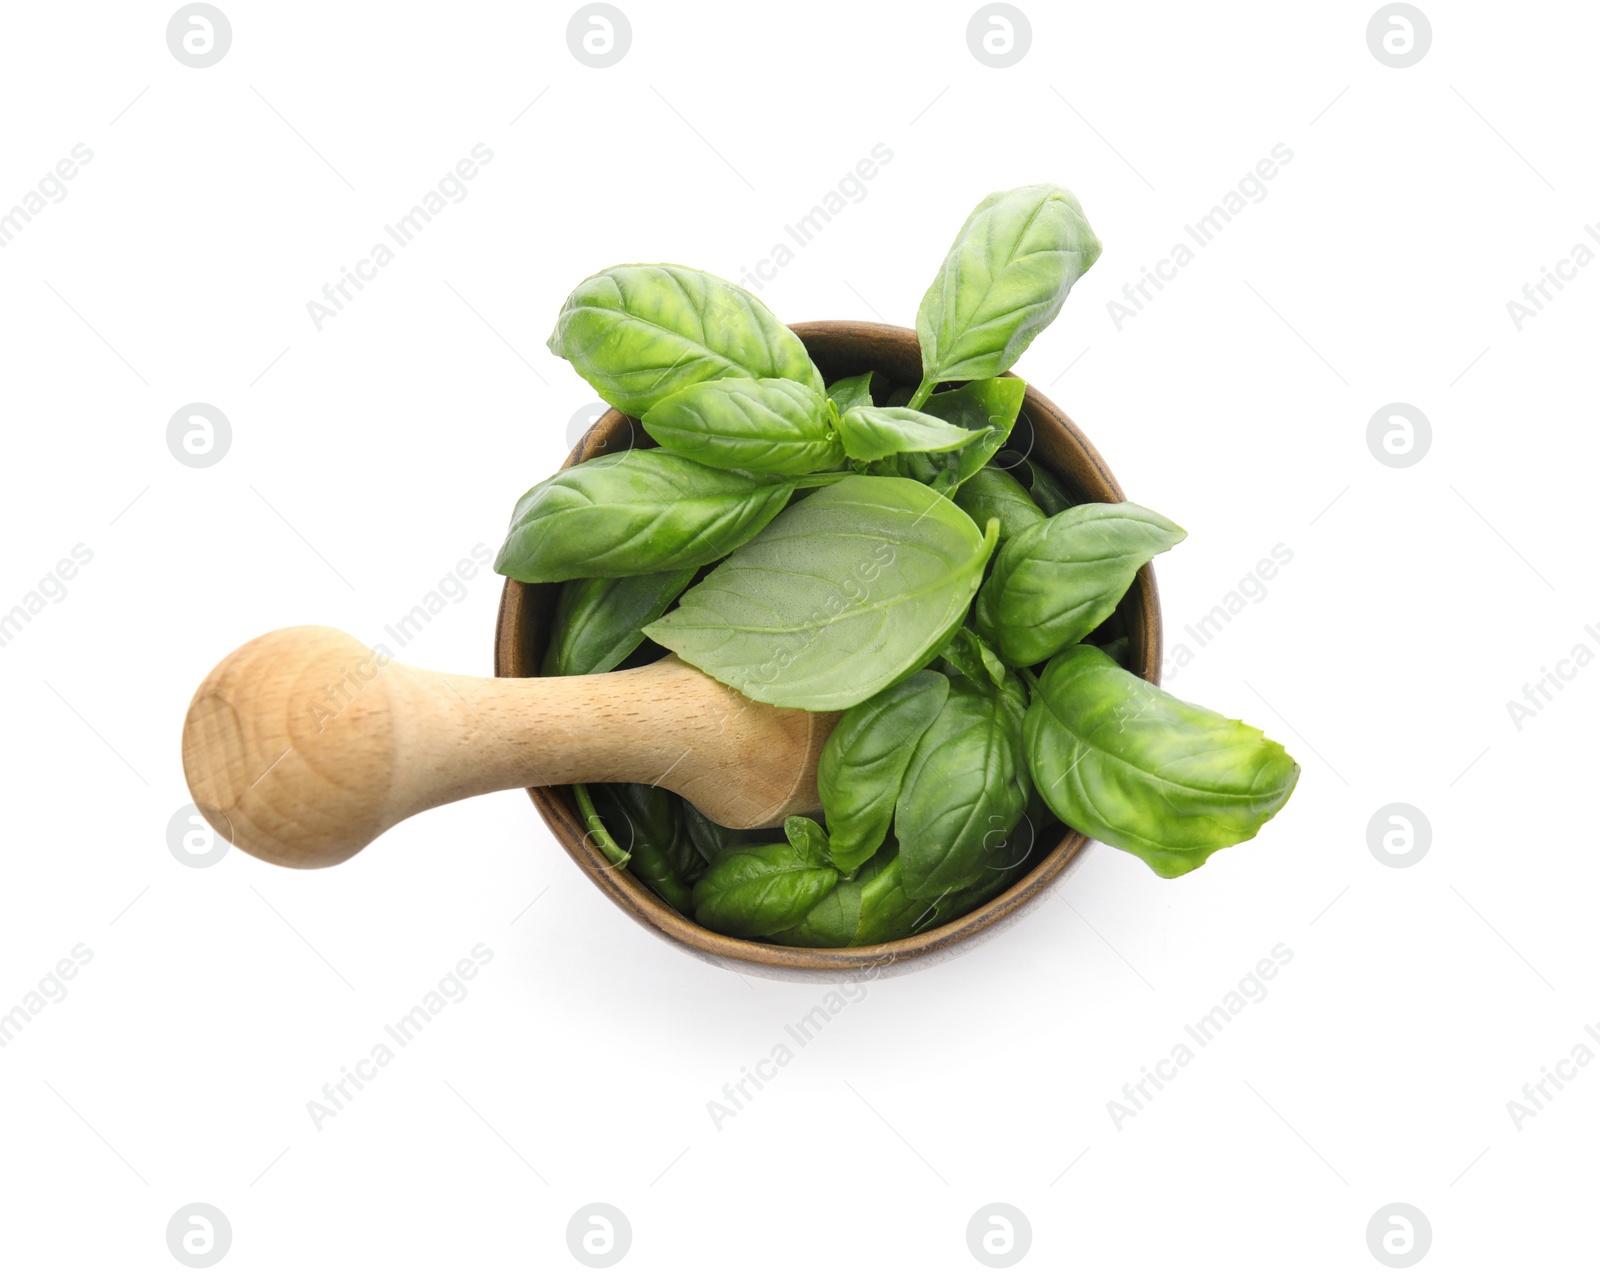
left=940, top=627, right=1007, bottom=689
left=1025, top=644, right=1300, bottom=877
left=548, top=264, right=823, bottom=415
left=689, top=818, right=839, bottom=938
left=954, top=466, right=1046, bottom=544
left=817, top=671, right=951, bottom=874
left=975, top=502, right=1185, bottom=667
left=826, top=371, right=880, bottom=414
left=644, top=475, right=998, bottom=711
left=542, top=568, right=697, bottom=676
left=587, top=782, right=697, bottom=910
left=895, top=676, right=1031, bottom=900
left=837, top=405, right=977, bottom=463
left=643, top=377, right=844, bottom=476
left=913, top=185, right=1102, bottom=402
left=495, top=449, right=793, bottom=583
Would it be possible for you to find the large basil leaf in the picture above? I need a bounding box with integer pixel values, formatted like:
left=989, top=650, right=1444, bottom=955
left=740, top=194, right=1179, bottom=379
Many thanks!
left=954, top=467, right=1046, bottom=544
left=817, top=671, right=950, bottom=874
left=494, top=449, right=793, bottom=583
left=643, top=378, right=844, bottom=476
left=895, top=677, right=1031, bottom=900
left=1025, top=644, right=1300, bottom=878
left=837, top=405, right=976, bottom=463
left=644, top=475, right=998, bottom=711
left=915, top=185, right=1102, bottom=391
left=548, top=264, right=823, bottom=415
left=690, top=822, right=839, bottom=939
left=975, top=502, right=1185, bottom=667
left=542, top=568, right=696, bottom=676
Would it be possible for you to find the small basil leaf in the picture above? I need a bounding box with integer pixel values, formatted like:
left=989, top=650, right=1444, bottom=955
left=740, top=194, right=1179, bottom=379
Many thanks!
left=837, top=405, right=977, bottom=463
left=895, top=677, right=1031, bottom=901
left=548, top=264, right=823, bottom=415
left=642, top=378, right=844, bottom=476
left=975, top=502, right=1185, bottom=667
left=495, top=449, right=793, bottom=583
left=690, top=836, right=839, bottom=939
left=916, top=185, right=1102, bottom=388
left=541, top=568, right=697, bottom=676
left=1021, top=457, right=1076, bottom=516
left=826, top=371, right=880, bottom=414
left=940, top=628, right=1007, bottom=689
left=953, top=467, right=1046, bottom=544
left=865, top=379, right=1025, bottom=492
left=1025, top=644, right=1299, bottom=877
left=645, top=475, right=998, bottom=711
left=784, top=815, right=829, bottom=857
left=817, top=671, right=951, bottom=874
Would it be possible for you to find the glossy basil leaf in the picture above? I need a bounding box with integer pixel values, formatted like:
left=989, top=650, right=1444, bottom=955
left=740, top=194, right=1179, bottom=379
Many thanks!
left=542, top=568, right=696, bottom=676
left=548, top=264, right=822, bottom=415
left=645, top=475, right=998, bottom=711
left=642, top=378, right=844, bottom=476
left=866, top=379, right=1026, bottom=492
left=588, top=782, right=697, bottom=908
left=1025, top=644, right=1300, bottom=878
left=826, top=371, right=880, bottom=414
left=954, top=466, right=1046, bottom=544
left=767, top=876, right=863, bottom=947
left=895, top=677, right=1031, bottom=900
left=837, top=405, right=976, bottom=463
left=817, top=671, right=950, bottom=874
left=784, top=815, right=829, bottom=858
left=690, top=833, right=839, bottom=939
left=975, top=502, right=1185, bottom=667
left=915, top=185, right=1102, bottom=388
left=495, top=449, right=793, bottom=583
left=682, top=801, right=757, bottom=867
left=940, top=628, right=1007, bottom=689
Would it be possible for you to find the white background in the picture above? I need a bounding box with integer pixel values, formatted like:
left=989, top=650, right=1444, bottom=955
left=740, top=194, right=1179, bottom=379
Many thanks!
left=1, top=1, right=1594, bottom=1267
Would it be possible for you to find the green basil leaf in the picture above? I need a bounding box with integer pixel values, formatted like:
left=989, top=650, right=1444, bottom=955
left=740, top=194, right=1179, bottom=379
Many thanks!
left=975, top=502, right=1185, bottom=667
left=895, top=677, right=1031, bottom=900
left=767, top=878, right=864, bottom=947
left=494, top=449, right=793, bottom=583
left=642, top=378, right=845, bottom=476
left=817, top=671, right=950, bottom=874
left=837, top=405, right=977, bottom=463
left=915, top=185, right=1102, bottom=388
left=940, top=628, right=1007, bottom=689
left=865, top=379, right=1025, bottom=491
left=690, top=835, right=839, bottom=939
left=548, top=264, right=823, bottom=415
left=588, top=782, right=697, bottom=908
left=683, top=801, right=757, bottom=867
left=542, top=568, right=697, bottom=676
left=1025, top=644, right=1300, bottom=878
left=1019, top=456, right=1075, bottom=516
left=826, top=371, right=880, bottom=414
left=644, top=475, right=998, bottom=710
left=954, top=467, right=1046, bottom=544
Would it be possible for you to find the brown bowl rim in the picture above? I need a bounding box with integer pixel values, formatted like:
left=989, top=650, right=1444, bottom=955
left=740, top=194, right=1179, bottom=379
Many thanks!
left=494, top=320, right=1161, bottom=980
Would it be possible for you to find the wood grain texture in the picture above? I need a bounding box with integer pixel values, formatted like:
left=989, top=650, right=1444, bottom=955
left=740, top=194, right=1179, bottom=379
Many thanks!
left=181, top=625, right=835, bottom=868
left=500, top=320, right=1164, bottom=980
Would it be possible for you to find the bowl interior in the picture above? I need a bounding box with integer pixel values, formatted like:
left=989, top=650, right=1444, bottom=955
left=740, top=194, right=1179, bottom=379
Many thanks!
left=494, top=321, right=1161, bottom=980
